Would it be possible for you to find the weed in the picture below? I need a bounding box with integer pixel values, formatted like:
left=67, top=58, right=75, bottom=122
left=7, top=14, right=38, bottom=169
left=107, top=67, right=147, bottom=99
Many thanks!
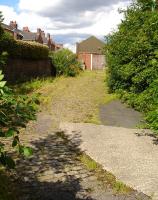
left=79, top=154, right=98, bottom=171
left=79, top=153, right=131, bottom=194
left=114, top=181, right=131, bottom=194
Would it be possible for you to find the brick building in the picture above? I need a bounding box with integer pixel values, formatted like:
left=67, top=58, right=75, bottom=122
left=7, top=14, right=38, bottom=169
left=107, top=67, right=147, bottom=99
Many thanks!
left=1, top=21, right=63, bottom=51
left=76, top=36, right=105, bottom=70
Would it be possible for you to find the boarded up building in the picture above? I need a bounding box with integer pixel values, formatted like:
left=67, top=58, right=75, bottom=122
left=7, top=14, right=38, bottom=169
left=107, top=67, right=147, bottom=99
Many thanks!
left=76, top=36, right=105, bottom=70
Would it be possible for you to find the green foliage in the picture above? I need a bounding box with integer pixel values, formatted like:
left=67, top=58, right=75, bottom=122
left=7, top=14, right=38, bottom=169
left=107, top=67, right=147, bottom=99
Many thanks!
left=137, top=0, right=158, bottom=11
left=0, top=32, right=49, bottom=60
left=0, top=14, right=38, bottom=168
left=0, top=70, right=38, bottom=168
left=13, top=77, right=54, bottom=95
left=105, top=0, right=158, bottom=131
left=50, top=49, right=82, bottom=77
left=114, top=181, right=131, bottom=194
left=0, top=11, right=48, bottom=60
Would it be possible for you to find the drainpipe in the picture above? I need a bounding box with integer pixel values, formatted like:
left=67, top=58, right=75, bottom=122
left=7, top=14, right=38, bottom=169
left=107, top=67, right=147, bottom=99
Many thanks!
left=90, top=54, right=93, bottom=70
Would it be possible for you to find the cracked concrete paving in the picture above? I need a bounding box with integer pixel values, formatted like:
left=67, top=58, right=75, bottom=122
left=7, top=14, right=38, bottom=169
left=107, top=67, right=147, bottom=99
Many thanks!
left=60, top=122, right=158, bottom=200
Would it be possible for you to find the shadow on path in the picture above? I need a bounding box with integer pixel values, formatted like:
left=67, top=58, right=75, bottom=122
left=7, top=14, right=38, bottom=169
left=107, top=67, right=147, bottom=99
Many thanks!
left=15, top=132, right=98, bottom=200
left=135, top=131, right=158, bottom=145
left=11, top=129, right=150, bottom=200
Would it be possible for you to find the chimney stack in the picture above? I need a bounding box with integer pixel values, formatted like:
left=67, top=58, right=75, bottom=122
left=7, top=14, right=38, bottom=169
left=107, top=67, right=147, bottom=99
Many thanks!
left=47, top=33, right=50, bottom=39
left=9, top=21, right=18, bottom=29
left=23, top=26, right=30, bottom=32
left=41, top=30, right=45, bottom=37
left=37, top=28, right=41, bottom=34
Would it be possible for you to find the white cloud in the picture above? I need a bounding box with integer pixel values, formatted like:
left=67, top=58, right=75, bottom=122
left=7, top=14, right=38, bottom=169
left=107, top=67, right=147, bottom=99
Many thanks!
left=0, top=5, right=52, bottom=31
left=0, top=0, right=131, bottom=51
left=0, top=5, right=18, bottom=23
left=18, top=0, right=61, bottom=12
left=64, top=43, right=76, bottom=53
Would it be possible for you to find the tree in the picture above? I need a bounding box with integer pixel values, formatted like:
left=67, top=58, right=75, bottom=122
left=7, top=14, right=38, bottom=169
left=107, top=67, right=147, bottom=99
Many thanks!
left=136, top=0, right=158, bottom=11
left=105, top=0, right=158, bottom=131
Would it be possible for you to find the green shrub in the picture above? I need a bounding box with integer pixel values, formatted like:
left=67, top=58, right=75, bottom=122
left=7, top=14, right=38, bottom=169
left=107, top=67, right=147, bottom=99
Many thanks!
left=0, top=13, right=39, bottom=168
left=105, top=0, right=158, bottom=132
left=0, top=70, right=38, bottom=168
left=0, top=32, right=49, bottom=60
left=50, top=49, right=82, bottom=77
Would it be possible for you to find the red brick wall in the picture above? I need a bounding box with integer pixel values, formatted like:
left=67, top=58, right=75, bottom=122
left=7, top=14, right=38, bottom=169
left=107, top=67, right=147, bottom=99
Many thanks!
left=78, top=53, right=91, bottom=70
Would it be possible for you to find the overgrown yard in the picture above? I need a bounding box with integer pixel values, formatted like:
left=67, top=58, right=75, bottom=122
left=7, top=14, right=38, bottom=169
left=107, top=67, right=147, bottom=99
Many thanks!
left=15, top=71, right=116, bottom=129
left=1, top=71, right=151, bottom=199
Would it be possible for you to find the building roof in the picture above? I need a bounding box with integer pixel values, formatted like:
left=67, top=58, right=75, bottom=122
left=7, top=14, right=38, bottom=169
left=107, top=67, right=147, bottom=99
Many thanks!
left=1, top=23, right=24, bottom=38
left=2, top=23, right=37, bottom=41
left=20, top=31, right=36, bottom=41
left=1, top=22, right=63, bottom=51
left=1, top=23, right=11, bottom=30
left=76, top=36, right=105, bottom=54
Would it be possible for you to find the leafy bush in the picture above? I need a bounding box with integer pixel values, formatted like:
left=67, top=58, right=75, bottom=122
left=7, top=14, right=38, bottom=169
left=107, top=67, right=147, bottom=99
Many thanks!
left=0, top=32, right=49, bottom=60
left=105, top=0, right=158, bottom=131
left=50, top=49, right=82, bottom=76
left=0, top=71, right=38, bottom=168
left=0, top=12, right=38, bottom=168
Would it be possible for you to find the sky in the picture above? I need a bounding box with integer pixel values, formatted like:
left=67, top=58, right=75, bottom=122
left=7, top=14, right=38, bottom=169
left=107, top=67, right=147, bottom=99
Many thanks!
left=0, top=0, right=131, bottom=52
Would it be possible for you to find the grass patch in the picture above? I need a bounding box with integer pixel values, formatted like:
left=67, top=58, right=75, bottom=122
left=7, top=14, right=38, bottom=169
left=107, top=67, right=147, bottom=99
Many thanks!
left=11, top=71, right=117, bottom=127
left=79, top=154, right=98, bottom=170
left=114, top=181, right=131, bottom=194
left=11, top=77, right=54, bottom=95
left=79, top=154, right=132, bottom=195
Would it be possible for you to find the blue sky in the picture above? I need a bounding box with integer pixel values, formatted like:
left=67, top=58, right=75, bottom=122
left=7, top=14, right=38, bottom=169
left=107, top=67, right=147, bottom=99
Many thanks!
left=0, top=0, right=18, bottom=7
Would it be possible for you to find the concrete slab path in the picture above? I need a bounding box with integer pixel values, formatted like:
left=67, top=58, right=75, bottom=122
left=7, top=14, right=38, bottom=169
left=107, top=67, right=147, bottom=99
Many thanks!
left=60, top=123, right=158, bottom=199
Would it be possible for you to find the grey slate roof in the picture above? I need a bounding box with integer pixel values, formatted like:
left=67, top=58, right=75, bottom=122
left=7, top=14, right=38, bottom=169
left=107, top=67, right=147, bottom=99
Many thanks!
left=1, top=23, right=54, bottom=47
left=1, top=23, right=11, bottom=30
left=77, top=36, right=105, bottom=54
left=20, top=31, right=36, bottom=41
left=2, top=23, right=37, bottom=41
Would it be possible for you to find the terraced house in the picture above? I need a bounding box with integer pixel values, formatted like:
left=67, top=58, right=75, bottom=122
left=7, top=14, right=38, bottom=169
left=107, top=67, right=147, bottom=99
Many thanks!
left=2, top=21, right=63, bottom=51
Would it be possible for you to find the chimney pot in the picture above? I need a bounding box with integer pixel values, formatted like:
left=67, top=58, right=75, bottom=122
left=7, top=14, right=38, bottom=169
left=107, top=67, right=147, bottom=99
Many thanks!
left=23, top=26, right=30, bottom=32
left=10, top=20, right=18, bottom=29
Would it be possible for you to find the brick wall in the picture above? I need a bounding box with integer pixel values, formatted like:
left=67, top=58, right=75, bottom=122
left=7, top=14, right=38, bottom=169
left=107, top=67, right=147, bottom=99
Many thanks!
left=78, top=53, right=91, bottom=70
left=3, top=58, right=56, bottom=82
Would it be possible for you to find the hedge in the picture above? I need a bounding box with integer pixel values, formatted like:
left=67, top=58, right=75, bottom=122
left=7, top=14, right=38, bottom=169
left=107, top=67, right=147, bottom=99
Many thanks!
left=0, top=33, right=49, bottom=60
left=105, top=0, right=158, bottom=131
